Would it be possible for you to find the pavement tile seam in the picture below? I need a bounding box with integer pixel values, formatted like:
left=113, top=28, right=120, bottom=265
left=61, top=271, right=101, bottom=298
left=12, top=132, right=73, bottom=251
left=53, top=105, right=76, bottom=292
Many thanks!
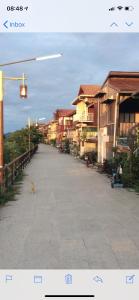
left=0, top=144, right=139, bottom=269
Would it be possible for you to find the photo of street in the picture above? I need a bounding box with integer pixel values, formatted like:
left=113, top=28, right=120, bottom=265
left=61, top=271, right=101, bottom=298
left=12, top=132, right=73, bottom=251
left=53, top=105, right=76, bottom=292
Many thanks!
left=0, top=33, right=139, bottom=269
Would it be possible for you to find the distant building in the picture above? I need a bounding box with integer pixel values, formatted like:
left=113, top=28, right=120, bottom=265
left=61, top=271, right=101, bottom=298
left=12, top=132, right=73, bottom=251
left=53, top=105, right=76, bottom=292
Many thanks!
left=37, top=123, right=49, bottom=142
left=54, top=109, right=75, bottom=144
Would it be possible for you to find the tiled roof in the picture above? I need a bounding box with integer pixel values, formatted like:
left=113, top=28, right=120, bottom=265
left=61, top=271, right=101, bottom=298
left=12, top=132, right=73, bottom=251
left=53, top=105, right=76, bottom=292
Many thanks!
left=109, top=77, right=139, bottom=92
left=78, top=85, right=100, bottom=96
left=72, top=85, right=100, bottom=105
left=107, top=71, right=139, bottom=78
left=66, top=110, right=76, bottom=117
left=102, top=71, right=139, bottom=92
left=54, top=109, right=75, bottom=118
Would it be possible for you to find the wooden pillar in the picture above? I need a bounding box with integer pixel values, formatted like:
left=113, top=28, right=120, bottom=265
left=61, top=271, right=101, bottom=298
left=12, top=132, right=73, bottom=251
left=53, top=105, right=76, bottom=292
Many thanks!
left=113, top=93, right=120, bottom=150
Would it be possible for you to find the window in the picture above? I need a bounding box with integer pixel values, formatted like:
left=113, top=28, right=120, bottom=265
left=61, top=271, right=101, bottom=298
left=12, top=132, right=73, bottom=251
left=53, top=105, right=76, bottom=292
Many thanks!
left=130, top=113, right=135, bottom=123
left=125, top=113, right=130, bottom=123
left=120, top=113, right=124, bottom=122
left=120, top=113, right=135, bottom=123
left=65, top=120, right=72, bottom=126
left=108, top=105, right=113, bottom=123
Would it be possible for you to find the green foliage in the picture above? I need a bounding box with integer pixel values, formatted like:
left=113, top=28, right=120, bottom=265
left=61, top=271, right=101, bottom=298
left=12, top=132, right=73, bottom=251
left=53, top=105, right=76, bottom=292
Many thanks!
left=103, top=150, right=139, bottom=191
left=134, top=180, right=139, bottom=193
left=102, top=159, right=116, bottom=175
left=0, top=173, right=23, bottom=205
left=61, top=139, right=70, bottom=153
left=50, top=139, right=56, bottom=146
left=30, top=127, right=43, bottom=144
left=4, top=126, right=42, bottom=164
left=102, top=152, right=128, bottom=174
left=0, top=186, right=15, bottom=205
left=122, top=154, right=139, bottom=188
left=80, top=132, right=87, bottom=141
left=81, top=151, right=97, bottom=164
left=122, top=160, right=133, bottom=187
left=70, top=143, right=80, bottom=156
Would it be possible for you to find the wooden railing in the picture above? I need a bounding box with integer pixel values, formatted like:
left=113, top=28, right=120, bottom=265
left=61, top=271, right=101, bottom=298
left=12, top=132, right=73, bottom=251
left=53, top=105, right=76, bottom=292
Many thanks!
left=0, top=145, right=38, bottom=193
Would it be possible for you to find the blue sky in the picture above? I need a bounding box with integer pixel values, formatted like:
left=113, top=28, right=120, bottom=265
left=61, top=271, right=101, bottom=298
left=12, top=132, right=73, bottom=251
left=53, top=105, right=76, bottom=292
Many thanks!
left=0, top=33, right=139, bottom=132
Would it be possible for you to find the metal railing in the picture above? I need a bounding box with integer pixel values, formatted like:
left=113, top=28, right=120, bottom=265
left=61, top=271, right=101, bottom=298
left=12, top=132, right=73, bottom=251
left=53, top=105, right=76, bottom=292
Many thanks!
left=0, top=145, right=38, bottom=193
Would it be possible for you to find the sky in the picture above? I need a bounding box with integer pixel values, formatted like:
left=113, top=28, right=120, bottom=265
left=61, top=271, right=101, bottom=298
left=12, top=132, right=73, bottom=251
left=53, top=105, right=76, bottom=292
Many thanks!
left=0, top=33, right=139, bottom=132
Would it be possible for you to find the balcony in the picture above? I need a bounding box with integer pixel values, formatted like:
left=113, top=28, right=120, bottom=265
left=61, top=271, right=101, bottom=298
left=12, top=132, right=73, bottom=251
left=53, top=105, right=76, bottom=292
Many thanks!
left=73, top=113, right=94, bottom=123
left=58, top=124, right=73, bottom=132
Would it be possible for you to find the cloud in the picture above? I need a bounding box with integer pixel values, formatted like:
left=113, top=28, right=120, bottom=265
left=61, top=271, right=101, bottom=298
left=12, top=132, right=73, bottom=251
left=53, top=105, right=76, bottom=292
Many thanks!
left=1, top=33, right=139, bottom=132
left=20, top=105, right=32, bottom=112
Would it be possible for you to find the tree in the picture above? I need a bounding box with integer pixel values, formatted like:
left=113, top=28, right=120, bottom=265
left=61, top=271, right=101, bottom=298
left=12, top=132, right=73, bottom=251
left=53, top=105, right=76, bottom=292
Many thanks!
left=4, top=126, right=43, bottom=164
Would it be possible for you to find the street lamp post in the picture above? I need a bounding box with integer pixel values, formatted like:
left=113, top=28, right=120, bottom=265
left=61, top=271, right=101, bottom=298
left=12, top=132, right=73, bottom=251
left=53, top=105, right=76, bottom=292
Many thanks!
left=0, top=54, right=62, bottom=67
left=0, top=53, right=62, bottom=187
left=28, top=117, right=31, bottom=160
left=0, top=72, right=28, bottom=185
left=35, top=117, right=46, bottom=127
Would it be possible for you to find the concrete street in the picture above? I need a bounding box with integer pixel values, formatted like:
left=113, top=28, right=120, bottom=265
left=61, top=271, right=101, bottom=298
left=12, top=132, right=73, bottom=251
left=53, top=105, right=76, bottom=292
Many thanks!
left=0, top=144, right=139, bottom=269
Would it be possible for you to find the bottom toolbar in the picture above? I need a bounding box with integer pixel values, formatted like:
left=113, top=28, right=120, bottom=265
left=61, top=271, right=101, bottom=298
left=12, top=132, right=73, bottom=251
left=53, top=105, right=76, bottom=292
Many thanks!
left=0, top=270, right=138, bottom=300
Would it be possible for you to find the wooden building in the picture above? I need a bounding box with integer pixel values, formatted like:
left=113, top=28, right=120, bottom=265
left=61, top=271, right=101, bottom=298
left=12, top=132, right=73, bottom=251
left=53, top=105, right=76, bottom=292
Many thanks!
left=96, top=71, right=139, bottom=162
left=72, top=85, right=100, bottom=156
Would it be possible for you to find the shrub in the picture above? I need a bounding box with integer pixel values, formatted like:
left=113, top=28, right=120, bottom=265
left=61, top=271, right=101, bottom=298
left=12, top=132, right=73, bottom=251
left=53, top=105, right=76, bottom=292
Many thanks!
left=70, top=143, right=80, bottom=156
left=50, top=139, right=56, bottom=146
left=61, top=139, right=70, bottom=153
left=4, top=126, right=42, bottom=164
left=81, top=151, right=97, bottom=164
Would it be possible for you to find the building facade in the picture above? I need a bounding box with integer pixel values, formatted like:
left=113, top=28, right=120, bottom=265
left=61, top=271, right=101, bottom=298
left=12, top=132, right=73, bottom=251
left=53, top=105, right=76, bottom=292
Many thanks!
left=96, top=71, right=139, bottom=163
left=54, top=109, right=75, bottom=144
left=72, top=85, right=100, bottom=156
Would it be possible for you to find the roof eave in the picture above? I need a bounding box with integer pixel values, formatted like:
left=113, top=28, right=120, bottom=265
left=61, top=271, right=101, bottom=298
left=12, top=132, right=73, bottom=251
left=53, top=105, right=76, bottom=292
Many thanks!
left=72, top=96, right=80, bottom=105
left=72, top=94, right=97, bottom=105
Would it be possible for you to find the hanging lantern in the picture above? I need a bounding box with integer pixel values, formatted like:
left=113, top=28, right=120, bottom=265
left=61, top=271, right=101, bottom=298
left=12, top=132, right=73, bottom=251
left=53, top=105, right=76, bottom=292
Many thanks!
left=20, top=84, right=28, bottom=99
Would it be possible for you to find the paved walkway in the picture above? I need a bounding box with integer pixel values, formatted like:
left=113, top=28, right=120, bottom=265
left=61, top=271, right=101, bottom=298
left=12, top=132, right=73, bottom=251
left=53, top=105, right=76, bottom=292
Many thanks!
left=0, top=144, right=139, bottom=269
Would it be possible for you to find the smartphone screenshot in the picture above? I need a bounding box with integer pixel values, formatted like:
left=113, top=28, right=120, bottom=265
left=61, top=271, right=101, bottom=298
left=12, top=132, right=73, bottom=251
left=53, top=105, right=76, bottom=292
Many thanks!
left=0, top=0, right=139, bottom=299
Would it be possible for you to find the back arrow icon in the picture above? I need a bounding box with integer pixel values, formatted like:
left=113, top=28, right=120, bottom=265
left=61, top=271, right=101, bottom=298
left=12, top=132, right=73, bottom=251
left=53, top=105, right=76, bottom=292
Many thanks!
left=3, top=20, right=8, bottom=29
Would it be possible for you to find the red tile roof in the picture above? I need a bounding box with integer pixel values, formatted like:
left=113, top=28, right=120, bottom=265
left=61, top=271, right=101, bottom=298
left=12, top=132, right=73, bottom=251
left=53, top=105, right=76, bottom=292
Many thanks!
left=102, top=71, right=139, bottom=92
left=109, top=77, right=139, bottom=92
left=66, top=110, right=76, bottom=117
left=78, top=85, right=100, bottom=96
left=72, top=85, right=100, bottom=105
left=54, top=109, right=75, bottom=118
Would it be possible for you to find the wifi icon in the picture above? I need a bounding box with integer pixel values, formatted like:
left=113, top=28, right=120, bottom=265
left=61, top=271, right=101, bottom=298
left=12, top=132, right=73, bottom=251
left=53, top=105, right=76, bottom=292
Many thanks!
left=117, top=6, right=123, bottom=10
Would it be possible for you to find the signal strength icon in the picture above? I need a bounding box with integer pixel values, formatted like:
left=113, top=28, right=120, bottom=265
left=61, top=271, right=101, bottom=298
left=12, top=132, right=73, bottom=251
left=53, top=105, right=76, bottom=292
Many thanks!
left=109, top=7, right=115, bottom=11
